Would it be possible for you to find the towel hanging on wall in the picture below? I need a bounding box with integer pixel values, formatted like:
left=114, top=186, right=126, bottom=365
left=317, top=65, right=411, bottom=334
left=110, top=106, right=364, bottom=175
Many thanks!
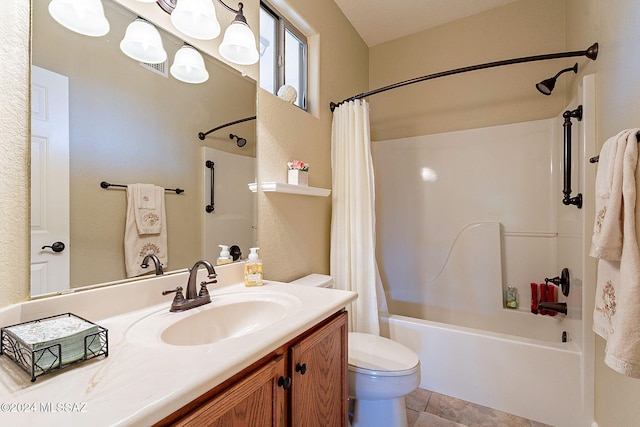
left=590, top=128, right=640, bottom=378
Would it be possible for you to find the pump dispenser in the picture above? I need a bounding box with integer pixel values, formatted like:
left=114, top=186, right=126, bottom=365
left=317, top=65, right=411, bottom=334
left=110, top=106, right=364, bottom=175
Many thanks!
left=244, top=247, right=263, bottom=286
left=217, top=245, right=232, bottom=265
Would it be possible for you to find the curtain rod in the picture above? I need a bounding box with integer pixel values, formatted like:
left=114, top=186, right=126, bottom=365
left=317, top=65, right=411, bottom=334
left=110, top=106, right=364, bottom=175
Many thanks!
left=329, top=43, right=599, bottom=112
left=198, top=115, right=257, bottom=140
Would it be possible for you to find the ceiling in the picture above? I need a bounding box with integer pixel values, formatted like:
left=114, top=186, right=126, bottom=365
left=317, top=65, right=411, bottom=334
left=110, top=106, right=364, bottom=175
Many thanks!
left=333, top=0, right=521, bottom=47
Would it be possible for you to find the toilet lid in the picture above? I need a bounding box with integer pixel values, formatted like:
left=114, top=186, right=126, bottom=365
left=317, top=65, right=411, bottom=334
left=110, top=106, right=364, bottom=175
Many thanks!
left=348, top=332, right=420, bottom=377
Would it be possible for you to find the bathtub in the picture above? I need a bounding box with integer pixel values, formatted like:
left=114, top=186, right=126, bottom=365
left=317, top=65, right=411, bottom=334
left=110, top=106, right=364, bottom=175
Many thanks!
left=386, top=314, right=583, bottom=427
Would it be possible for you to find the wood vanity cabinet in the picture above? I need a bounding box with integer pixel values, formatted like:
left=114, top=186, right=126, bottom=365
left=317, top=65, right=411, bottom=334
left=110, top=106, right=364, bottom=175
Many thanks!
left=155, top=310, right=348, bottom=427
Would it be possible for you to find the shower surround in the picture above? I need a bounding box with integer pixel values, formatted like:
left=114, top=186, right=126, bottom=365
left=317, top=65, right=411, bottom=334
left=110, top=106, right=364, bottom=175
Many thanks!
left=373, top=76, right=596, bottom=427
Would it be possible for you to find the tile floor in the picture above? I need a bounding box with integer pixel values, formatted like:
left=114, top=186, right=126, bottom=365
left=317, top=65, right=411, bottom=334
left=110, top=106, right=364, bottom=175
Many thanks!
left=406, top=388, right=553, bottom=427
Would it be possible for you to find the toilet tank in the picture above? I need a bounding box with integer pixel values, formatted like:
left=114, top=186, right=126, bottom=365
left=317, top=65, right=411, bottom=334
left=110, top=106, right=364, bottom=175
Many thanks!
left=289, top=274, right=334, bottom=288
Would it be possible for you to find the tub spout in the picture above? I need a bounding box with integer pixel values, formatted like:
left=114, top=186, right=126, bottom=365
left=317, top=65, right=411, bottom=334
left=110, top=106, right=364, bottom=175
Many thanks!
left=537, top=302, right=567, bottom=315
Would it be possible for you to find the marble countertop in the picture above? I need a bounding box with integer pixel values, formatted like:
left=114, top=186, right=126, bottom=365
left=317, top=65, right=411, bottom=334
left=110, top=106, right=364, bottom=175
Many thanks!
left=0, top=265, right=357, bottom=426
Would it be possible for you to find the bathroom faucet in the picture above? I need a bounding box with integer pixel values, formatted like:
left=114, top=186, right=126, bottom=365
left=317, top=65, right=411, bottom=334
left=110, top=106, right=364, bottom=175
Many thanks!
left=186, top=260, right=217, bottom=300
left=537, top=302, right=567, bottom=315
left=162, top=260, right=217, bottom=312
left=141, top=254, right=163, bottom=275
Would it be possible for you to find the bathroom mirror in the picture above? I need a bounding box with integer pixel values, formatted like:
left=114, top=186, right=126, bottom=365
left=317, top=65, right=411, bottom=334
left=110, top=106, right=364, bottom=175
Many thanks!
left=31, top=0, right=257, bottom=296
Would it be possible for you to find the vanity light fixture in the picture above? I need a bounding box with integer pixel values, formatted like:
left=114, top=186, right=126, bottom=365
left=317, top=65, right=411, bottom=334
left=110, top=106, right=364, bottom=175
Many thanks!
left=170, top=45, right=210, bottom=84
left=48, top=0, right=110, bottom=37
left=120, top=18, right=168, bottom=64
left=155, top=0, right=259, bottom=65
left=170, top=0, right=221, bottom=40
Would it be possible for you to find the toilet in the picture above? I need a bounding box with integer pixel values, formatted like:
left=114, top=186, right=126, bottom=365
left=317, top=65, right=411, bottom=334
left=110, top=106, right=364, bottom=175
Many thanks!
left=290, top=274, right=421, bottom=427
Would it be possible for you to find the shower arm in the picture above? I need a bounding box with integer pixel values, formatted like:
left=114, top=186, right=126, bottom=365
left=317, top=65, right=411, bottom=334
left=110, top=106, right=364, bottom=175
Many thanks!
left=329, top=43, right=598, bottom=111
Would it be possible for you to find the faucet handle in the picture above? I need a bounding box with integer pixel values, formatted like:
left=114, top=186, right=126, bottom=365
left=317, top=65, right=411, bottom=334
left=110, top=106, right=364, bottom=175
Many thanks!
left=199, top=279, right=217, bottom=298
left=162, top=286, right=185, bottom=304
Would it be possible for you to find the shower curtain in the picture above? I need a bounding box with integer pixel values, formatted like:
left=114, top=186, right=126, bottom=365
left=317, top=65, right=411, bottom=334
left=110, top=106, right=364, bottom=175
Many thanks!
left=330, top=100, right=381, bottom=335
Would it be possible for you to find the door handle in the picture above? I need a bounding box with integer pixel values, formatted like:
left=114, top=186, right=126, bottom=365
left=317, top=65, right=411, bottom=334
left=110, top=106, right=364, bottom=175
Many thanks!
left=42, top=242, right=65, bottom=253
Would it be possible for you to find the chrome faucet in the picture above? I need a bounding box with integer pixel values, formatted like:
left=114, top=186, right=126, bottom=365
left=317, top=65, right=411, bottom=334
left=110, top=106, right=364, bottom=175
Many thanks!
left=141, top=254, right=163, bottom=275
left=162, top=260, right=217, bottom=312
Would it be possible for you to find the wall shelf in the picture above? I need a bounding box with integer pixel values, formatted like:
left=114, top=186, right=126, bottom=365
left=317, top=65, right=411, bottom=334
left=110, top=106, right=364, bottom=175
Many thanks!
left=248, top=182, right=331, bottom=197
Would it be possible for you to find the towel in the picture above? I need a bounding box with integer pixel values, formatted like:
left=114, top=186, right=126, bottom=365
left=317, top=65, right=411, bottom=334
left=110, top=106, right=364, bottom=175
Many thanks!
left=125, top=184, right=168, bottom=277
left=131, top=183, right=163, bottom=234
left=590, top=128, right=640, bottom=378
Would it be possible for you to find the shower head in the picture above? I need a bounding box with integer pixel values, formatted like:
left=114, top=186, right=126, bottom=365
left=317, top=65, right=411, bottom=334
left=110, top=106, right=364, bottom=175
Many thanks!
left=229, top=133, right=247, bottom=148
left=536, top=63, right=578, bottom=95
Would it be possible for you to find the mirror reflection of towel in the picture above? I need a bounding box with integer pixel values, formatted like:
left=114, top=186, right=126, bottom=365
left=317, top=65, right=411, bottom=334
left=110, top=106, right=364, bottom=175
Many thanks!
left=131, top=183, right=163, bottom=234
left=125, top=184, right=168, bottom=277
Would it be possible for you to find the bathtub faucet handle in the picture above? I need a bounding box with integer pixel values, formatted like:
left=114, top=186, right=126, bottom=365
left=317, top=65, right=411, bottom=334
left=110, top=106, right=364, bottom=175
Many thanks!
left=544, top=267, right=570, bottom=297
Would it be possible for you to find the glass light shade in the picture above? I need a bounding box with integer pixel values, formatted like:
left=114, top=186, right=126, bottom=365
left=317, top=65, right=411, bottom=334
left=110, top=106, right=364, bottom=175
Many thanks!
left=48, top=0, right=110, bottom=37
left=171, top=0, right=221, bottom=40
left=170, top=46, right=209, bottom=84
left=120, top=19, right=167, bottom=64
left=219, top=21, right=259, bottom=65
left=134, top=0, right=157, bottom=2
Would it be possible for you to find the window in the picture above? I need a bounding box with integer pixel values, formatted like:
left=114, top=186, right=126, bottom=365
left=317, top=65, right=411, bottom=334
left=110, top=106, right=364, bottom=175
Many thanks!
left=259, top=1, right=307, bottom=110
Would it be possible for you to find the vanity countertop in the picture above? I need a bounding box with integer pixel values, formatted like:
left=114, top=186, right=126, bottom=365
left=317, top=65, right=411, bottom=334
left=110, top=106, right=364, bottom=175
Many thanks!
left=0, top=266, right=357, bottom=426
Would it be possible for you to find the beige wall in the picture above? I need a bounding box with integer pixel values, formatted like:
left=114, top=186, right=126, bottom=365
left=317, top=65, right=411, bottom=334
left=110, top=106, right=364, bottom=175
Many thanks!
left=565, top=1, right=640, bottom=425
left=256, top=0, right=368, bottom=281
left=0, top=1, right=30, bottom=306
left=369, top=0, right=568, bottom=141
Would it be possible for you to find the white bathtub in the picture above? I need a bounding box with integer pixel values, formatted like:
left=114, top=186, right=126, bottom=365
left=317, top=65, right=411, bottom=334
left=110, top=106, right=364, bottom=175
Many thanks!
left=386, top=313, right=584, bottom=427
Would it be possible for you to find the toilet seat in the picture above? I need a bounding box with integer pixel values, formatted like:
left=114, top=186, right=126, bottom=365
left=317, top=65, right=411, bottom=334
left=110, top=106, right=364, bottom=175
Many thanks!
left=348, top=332, right=420, bottom=377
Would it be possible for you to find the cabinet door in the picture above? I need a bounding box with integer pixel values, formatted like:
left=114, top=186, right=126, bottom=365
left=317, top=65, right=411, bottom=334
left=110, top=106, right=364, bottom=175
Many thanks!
left=175, top=356, right=286, bottom=427
left=289, top=311, right=348, bottom=427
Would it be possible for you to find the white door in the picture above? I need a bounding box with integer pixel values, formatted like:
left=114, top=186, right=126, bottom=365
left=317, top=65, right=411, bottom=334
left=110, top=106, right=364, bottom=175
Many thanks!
left=31, top=66, right=70, bottom=296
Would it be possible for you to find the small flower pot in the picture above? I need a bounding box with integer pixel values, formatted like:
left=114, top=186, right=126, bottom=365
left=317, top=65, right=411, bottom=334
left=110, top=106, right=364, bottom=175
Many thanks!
left=288, top=169, right=308, bottom=186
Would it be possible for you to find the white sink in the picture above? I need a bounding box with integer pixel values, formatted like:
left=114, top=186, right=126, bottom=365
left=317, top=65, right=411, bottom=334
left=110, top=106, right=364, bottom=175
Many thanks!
left=126, top=290, right=302, bottom=347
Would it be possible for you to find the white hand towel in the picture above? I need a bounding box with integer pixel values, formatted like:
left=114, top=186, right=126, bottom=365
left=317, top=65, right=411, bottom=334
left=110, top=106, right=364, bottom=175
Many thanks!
left=130, top=184, right=163, bottom=235
left=125, top=185, right=168, bottom=277
left=590, top=128, right=640, bottom=378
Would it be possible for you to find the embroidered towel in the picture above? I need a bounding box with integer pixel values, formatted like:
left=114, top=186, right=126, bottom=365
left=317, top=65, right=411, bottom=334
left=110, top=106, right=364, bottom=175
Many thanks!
left=125, top=185, right=168, bottom=277
left=590, top=128, right=640, bottom=378
left=130, top=183, right=163, bottom=234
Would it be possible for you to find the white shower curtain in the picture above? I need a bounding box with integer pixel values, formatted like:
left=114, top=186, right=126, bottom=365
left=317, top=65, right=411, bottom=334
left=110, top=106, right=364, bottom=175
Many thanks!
left=330, top=100, right=381, bottom=335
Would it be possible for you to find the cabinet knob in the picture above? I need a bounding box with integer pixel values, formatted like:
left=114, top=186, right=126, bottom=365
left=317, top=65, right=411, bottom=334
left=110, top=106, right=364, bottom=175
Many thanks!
left=277, top=376, right=292, bottom=390
left=295, top=363, right=307, bottom=375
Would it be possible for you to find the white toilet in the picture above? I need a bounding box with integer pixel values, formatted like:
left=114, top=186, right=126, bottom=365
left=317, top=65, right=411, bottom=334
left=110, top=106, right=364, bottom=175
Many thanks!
left=290, top=274, right=421, bottom=427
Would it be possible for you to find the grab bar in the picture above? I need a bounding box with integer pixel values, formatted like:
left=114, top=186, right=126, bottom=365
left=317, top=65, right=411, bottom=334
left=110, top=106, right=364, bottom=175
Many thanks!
left=205, top=160, right=215, bottom=213
left=561, top=105, right=583, bottom=209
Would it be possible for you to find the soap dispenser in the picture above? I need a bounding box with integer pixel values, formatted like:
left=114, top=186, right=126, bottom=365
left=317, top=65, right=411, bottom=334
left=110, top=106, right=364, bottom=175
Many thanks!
left=217, top=245, right=232, bottom=265
left=244, top=247, right=263, bottom=287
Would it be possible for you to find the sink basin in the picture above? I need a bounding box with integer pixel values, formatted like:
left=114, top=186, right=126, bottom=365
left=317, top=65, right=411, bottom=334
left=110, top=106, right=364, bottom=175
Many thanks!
left=126, top=290, right=302, bottom=347
left=162, top=300, right=287, bottom=346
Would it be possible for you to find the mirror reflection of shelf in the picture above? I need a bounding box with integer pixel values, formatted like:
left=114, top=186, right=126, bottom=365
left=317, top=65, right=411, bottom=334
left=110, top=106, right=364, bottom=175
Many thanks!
left=248, top=182, right=331, bottom=197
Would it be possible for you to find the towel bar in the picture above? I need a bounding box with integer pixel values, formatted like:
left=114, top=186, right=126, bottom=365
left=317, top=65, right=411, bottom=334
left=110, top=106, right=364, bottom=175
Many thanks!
left=589, top=132, right=640, bottom=164
left=100, top=181, right=184, bottom=194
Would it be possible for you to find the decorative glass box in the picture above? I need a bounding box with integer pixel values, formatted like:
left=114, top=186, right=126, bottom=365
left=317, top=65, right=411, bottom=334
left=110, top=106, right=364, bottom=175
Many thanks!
left=0, top=313, right=108, bottom=382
